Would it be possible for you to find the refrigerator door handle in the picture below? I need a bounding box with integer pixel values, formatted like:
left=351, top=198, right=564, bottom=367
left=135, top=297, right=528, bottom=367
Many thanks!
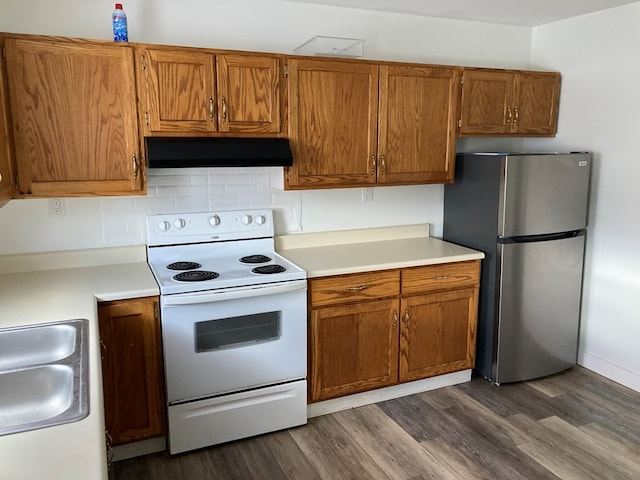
left=498, top=229, right=584, bottom=244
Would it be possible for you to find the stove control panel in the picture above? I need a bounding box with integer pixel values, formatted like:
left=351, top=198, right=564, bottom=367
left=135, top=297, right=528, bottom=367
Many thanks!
left=147, top=209, right=274, bottom=246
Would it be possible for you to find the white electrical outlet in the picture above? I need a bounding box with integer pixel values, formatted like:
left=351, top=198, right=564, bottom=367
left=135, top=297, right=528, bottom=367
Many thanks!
left=48, top=198, right=66, bottom=217
left=362, top=187, right=373, bottom=202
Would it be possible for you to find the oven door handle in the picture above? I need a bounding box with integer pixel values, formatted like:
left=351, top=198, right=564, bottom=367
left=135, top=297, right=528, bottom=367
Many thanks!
left=162, top=279, right=307, bottom=305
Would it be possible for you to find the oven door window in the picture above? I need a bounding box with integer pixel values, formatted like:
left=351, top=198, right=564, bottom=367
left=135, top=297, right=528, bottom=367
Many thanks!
left=194, top=311, right=281, bottom=352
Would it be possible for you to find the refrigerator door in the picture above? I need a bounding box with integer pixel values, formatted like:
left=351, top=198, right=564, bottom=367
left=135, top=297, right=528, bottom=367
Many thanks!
left=494, top=232, right=585, bottom=384
left=499, top=153, right=591, bottom=237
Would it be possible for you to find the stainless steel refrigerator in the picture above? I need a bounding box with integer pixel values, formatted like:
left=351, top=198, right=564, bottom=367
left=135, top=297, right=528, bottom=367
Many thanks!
left=443, top=152, right=591, bottom=384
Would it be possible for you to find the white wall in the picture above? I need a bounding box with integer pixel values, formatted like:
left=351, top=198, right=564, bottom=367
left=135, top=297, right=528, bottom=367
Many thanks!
left=527, top=4, right=640, bottom=390
left=0, top=0, right=532, bottom=255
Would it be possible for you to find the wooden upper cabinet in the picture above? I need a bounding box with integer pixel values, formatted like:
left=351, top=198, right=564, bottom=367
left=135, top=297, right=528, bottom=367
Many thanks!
left=141, top=48, right=217, bottom=134
left=514, top=72, right=561, bottom=135
left=217, top=54, right=282, bottom=134
left=378, top=65, right=459, bottom=184
left=287, top=58, right=379, bottom=189
left=139, top=46, right=284, bottom=136
left=5, top=36, right=143, bottom=197
left=0, top=38, right=16, bottom=207
left=286, top=58, right=460, bottom=190
left=459, top=68, right=560, bottom=136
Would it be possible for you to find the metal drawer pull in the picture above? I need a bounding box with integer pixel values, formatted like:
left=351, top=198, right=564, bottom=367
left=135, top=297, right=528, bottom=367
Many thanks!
left=209, top=96, right=214, bottom=119
left=346, top=285, right=369, bottom=291
left=393, top=310, right=398, bottom=329
left=432, top=275, right=450, bottom=280
left=404, top=309, right=409, bottom=326
left=222, top=97, right=228, bottom=121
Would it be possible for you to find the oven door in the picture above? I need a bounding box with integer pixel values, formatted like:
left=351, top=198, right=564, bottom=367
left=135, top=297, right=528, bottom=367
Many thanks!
left=161, top=280, right=307, bottom=404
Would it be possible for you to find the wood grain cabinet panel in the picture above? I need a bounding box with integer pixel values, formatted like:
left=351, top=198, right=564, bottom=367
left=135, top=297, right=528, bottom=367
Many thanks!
left=378, top=65, right=459, bottom=184
left=310, top=299, right=399, bottom=401
left=5, top=36, right=143, bottom=196
left=459, top=68, right=560, bottom=136
left=0, top=36, right=15, bottom=207
left=308, top=261, right=481, bottom=402
left=138, top=46, right=284, bottom=136
left=400, top=287, right=478, bottom=382
left=286, top=58, right=460, bottom=189
left=98, top=297, right=166, bottom=446
left=309, top=270, right=400, bottom=307
left=286, top=58, right=379, bottom=188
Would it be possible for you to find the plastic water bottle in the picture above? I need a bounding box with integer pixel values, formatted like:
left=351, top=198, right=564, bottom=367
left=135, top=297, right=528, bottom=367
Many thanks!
left=112, top=3, right=128, bottom=42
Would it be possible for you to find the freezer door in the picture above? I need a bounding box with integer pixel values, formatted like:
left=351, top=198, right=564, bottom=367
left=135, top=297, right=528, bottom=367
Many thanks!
left=494, top=233, right=585, bottom=384
left=500, top=153, right=591, bottom=237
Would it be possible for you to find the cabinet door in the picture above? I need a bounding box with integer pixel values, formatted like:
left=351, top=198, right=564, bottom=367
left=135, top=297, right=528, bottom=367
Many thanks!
left=6, top=38, right=142, bottom=196
left=400, top=287, right=478, bottom=382
left=459, top=69, right=514, bottom=135
left=378, top=65, right=459, bottom=184
left=98, top=297, right=166, bottom=446
left=513, top=72, right=560, bottom=135
left=217, top=54, right=283, bottom=134
left=287, top=58, right=378, bottom=189
left=310, top=299, right=399, bottom=402
left=0, top=40, right=15, bottom=207
left=141, top=47, right=216, bottom=134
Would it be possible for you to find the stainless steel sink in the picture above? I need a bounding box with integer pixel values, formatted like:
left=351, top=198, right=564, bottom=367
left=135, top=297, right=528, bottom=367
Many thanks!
left=0, top=319, right=89, bottom=436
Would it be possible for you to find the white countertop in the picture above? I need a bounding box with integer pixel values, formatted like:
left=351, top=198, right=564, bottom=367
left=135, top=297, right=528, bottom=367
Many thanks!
left=0, top=246, right=159, bottom=480
left=276, top=224, right=484, bottom=278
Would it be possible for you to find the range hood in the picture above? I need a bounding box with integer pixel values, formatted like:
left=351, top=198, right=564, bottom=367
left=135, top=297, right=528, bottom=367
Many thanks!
left=146, top=137, right=293, bottom=168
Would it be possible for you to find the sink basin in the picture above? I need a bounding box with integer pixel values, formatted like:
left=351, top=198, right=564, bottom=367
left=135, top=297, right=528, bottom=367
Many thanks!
left=0, top=319, right=89, bottom=436
left=0, top=323, right=76, bottom=370
left=0, top=365, right=74, bottom=429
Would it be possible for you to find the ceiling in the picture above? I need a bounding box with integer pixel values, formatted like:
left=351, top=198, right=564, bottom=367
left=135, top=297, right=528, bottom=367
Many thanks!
left=284, top=0, right=640, bottom=26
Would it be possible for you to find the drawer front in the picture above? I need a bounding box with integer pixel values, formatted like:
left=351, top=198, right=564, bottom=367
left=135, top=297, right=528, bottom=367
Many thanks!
left=309, top=270, right=400, bottom=307
left=402, top=260, right=480, bottom=295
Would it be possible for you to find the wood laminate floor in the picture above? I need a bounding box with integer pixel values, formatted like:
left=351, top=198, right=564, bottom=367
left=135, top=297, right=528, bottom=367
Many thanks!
left=113, top=367, right=640, bottom=479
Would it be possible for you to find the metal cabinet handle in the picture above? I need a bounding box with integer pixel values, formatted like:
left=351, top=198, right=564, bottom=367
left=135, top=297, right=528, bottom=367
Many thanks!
left=222, top=97, right=228, bottom=121
left=380, top=153, right=386, bottom=173
left=404, top=309, right=410, bottom=326
left=393, top=310, right=398, bottom=329
left=370, top=154, right=376, bottom=175
left=347, top=285, right=369, bottom=291
left=132, top=155, right=139, bottom=179
left=209, top=96, right=214, bottom=119
left=513, top=105, right=519, bottom=125
left=432, top=275, right=450, bottom=280
left=507, top=106, right=512, bottom=125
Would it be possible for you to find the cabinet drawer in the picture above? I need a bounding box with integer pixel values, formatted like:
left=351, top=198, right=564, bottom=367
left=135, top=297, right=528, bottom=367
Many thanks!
left=402, top=260, right=480, bottom=295
left=309, top=270, right=400, bottom=307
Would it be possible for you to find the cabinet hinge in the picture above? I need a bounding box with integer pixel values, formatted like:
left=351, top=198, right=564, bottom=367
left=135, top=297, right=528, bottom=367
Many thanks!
left=141, top=55, right=147, bottom=70
left=283, top=65, right=288, bottom=78
left=144, top=111, right=150, bottom=126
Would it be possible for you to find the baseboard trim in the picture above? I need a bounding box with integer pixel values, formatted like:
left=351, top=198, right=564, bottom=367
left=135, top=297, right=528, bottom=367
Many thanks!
left=307, top=370, right=472, bottom=418
left=578, top=349, right=640, bottom=393
left=112, top=437, right=166, bottom=462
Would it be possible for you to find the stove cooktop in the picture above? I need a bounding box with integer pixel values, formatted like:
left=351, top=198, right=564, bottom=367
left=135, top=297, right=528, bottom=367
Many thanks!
left=146, top=210, right=306, bottom=295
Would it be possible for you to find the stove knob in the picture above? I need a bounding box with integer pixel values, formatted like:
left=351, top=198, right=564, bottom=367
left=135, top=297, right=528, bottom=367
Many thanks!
left=208, top=215, right=221, bottom=227
left=174, top=218, right=187, bottom=230
left=158, top=220, right=171, bottom=232
left=255, top=215, right=266, bottom=226
left=241, top=214, right=253, bottom=225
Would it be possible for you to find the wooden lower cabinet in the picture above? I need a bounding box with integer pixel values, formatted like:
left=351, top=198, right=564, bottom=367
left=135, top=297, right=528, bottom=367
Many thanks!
left=308, top=260, right=480, bottom=403
left=98, top=296, right=166, bottom=446
left=399, top=287, right=478, bottom=382
left=310, top=299, right=399, bottom=401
